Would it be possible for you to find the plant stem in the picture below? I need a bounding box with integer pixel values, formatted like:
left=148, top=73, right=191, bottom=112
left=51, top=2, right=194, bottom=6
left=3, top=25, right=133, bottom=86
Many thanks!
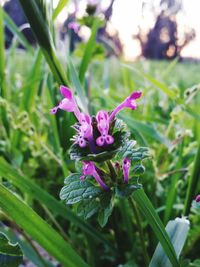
left=129, top=198, right=150, bottom=266
left=106, top=160, right=117, bottom=182
left=184, top=144, right=200, bottom=216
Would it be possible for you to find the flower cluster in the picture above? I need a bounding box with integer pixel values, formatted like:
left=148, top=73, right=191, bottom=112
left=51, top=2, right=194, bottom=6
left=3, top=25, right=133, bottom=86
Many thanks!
left=51, top=86, right=142, bottom=190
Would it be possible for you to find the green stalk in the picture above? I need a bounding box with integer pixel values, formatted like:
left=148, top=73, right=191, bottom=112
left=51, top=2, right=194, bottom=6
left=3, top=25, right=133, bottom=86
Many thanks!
left=129, top=198, right=150, bottom=266
left=106, top=160, right=117, bottom=182
left=184, top=144, right=200, bottom=216
left=132, top=189, right=180, bottom=267
left=18, top=0, right=68, bottom=85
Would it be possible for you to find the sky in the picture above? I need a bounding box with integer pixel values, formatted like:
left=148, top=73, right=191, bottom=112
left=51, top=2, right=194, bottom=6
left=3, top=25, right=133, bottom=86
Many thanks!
left=54, top=0, right=200, bottom=60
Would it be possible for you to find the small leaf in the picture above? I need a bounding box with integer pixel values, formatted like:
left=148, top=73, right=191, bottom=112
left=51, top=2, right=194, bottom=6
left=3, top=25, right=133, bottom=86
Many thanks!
left=0, top=232, right=23, bottom=267
left=77, top=198, right=100, bottom=219
left=98, top=200, right=113, bottom=227
left=115, top=181, right=142, bottom=198
left=132, top=164, right=145, bottom=176
left=60, top=173, right=102, bottom=204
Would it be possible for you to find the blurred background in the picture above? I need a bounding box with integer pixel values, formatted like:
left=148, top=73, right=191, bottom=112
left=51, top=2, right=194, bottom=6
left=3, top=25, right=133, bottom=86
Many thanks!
left=2, top=0, right=200, bottom=61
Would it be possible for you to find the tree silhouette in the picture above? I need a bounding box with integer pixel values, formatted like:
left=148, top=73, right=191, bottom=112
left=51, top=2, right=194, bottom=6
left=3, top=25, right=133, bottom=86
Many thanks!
left=135, top=0, right=195, bottom=59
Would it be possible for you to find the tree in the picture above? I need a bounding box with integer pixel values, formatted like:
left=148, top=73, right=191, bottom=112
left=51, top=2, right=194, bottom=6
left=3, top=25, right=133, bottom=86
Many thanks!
left=135, top=0, right=195, bottom=59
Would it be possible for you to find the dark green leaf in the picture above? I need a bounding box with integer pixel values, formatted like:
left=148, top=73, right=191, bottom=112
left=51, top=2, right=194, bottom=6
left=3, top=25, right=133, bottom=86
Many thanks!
left=0, top=232, right=23, bottom=267
left=60, top=173, right=102, bottom=204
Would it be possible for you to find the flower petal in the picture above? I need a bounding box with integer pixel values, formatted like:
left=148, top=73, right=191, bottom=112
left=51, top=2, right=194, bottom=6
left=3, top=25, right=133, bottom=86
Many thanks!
left=60, top=86, right=73, bottom=99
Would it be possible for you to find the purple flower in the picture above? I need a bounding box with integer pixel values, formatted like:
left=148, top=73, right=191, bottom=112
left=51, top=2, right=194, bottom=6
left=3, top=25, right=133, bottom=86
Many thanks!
left=122, top=158, right=131, bottom=183
left=68, top=22, right=80, bottom=34
left=195, top=195, right=200, bottom=202
left=109, top=91, right=142, bottom=121
left=74, top=113, right=93, bottom=148
left=96, top=110, right=114, bottom=146
left=81, top=161, right=108, bottom=190
left=50, top=86, right=81, bottom=122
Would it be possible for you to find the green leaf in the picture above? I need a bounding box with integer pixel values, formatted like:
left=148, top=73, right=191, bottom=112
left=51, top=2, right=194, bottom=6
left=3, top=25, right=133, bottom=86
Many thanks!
left=132, top=189, right=180, bottom=267
left=132, top=164, right=145, bottom=176
left=60, top=173, right=102, bottom=204
left=0, top=184, right=89, bottom=267
left=0, top=157, right=115, bottom=251
left=53, top=0, right=69, bottom=20
left=149, top=218, right=190, bottom=267
left=77, top=198, right=100, bottom=220
left=0, top=232, right=23, bottom=267
left=98, top=199, right=113, bottom=227
left=115, top=181, right=142, bottom=199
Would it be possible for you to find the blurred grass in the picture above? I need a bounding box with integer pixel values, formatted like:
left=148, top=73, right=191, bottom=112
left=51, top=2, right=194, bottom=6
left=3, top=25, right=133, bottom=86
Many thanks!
left=1, top=45, right=200, bottom=266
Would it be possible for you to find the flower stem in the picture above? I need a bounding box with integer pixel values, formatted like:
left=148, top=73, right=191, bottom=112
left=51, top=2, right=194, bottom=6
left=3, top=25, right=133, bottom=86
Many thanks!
left=128, top=198, right=150, bottom=266
left=106, top=160, right=117, bottom=182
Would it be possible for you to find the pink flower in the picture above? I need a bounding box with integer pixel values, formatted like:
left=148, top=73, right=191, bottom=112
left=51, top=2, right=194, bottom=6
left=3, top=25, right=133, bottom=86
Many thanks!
left=195, top=195, right=200, bottom=202
left=50, top=86, right=81, bottom=122
left=81, top=161, right=108, bottom=190
left=68, top=22, right=80, bottom=34
left=96, top=110, right=114, bottom=146
left=74, top=113, right=93, bottom=148
left=122, top=158, right=131, bottom=183
left=109, top=91, right=142, bottom=121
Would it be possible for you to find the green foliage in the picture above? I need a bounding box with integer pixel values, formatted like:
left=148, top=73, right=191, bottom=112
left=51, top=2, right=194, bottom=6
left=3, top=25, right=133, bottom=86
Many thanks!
left=0, top=232, right=23, bottom=267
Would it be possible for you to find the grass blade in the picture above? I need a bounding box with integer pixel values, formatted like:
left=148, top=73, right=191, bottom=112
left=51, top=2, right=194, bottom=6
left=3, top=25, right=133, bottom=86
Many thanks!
left=132, top=189, right=180, bottom=267
left=149, top=218, right=189, bottom=267
left=0, top=183, right=89, bottom=267
left=121, top=115, right=168, bottom=146
left=122, top=63, right=177, bottom=99
left=53, top=0, right=69, bottom=20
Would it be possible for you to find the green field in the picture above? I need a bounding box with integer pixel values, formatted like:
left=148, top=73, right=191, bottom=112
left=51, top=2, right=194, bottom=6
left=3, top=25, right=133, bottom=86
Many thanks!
left=1, top=2, right=200, bottom=267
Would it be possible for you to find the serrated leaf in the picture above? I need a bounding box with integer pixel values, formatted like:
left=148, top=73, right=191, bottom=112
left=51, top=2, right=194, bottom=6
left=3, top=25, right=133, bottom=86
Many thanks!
left=60, top=173, right=102, bottom=204
left=77, top=198, right=100, bottom=219
left=98, top=200, right=113, bottom=227
left=0, top=232, right=23, bottom=267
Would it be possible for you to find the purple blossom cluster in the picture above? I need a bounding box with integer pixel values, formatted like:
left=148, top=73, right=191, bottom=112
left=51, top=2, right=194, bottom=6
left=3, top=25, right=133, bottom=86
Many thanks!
left=51, top=86, right=142, bottom=190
